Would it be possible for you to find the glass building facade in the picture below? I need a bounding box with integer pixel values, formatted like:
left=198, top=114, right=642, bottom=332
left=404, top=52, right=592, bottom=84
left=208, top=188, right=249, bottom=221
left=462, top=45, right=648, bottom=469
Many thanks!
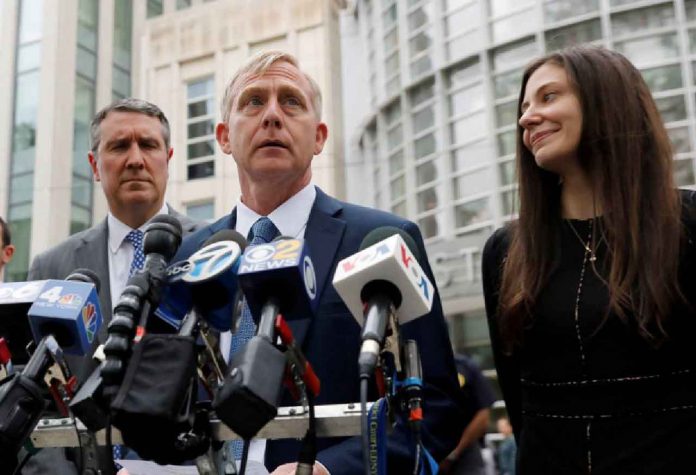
left=1, top=0, right=137, bottom=281
left=345, top=0, right=696, bottom=395
left=6, top=0, right=43, bottom=282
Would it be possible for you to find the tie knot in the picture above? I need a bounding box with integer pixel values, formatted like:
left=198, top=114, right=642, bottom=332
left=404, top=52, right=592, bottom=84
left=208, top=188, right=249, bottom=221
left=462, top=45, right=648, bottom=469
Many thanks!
left=125, top=229, right=144, bottom=247
left=248, top=217, right=279, bottom=245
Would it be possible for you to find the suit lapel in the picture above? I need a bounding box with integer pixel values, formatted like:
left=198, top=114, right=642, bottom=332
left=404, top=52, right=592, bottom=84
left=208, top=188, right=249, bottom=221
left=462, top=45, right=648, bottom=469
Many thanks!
left=290, top=188, right=346, bottom=346
left=73, top=219, right=112, bottom=340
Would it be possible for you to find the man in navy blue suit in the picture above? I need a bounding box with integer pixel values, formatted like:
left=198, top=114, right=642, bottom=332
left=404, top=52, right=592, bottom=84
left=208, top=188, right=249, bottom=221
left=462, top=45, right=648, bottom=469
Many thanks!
left=173, top=50, right=464, bottom=474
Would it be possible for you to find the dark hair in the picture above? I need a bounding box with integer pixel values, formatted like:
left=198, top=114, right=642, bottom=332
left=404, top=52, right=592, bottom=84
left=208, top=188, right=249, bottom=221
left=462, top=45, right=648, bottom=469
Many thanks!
left=499, top=46, right=682, bottom=348
left=0, top=216, right=10, bottom=247
left=90, top=98, right=171, bottom=154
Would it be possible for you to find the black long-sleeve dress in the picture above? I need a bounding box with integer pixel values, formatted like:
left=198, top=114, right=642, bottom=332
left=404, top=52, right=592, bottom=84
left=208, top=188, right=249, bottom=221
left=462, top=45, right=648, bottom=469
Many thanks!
left=482, top=190, right=696, bottom=474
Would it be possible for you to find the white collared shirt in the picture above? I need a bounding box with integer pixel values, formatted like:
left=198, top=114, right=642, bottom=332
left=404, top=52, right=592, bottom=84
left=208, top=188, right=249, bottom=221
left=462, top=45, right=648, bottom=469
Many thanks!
left=235, top=183, right=316, bottom=241
left=106, top=203, right=169, bottom=310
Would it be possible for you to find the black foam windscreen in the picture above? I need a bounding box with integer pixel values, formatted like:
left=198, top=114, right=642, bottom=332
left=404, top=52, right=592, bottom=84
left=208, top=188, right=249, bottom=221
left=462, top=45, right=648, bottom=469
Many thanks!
left=359, top=226, right=422, bottom=263
left=143, top=214, right=183, bottom=261
left=65, top=268, right=102, bottom=294
left=202, top=229, right=248, bottom=250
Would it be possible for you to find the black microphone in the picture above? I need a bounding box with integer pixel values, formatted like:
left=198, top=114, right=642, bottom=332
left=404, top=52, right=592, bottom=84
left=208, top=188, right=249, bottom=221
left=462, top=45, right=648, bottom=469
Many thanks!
left=0, top=335, right=62, bottom=467
left=101, top=214, right=182, bottom=396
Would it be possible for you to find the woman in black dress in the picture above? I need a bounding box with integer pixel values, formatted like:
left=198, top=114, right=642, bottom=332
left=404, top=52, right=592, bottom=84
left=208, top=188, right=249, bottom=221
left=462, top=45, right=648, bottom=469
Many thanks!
left=483, top=46, right=696, bottom=474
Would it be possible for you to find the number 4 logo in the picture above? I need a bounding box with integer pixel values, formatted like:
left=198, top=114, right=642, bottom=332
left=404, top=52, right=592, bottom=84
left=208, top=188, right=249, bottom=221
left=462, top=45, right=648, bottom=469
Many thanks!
left=39, top=286, right=63, bottom=304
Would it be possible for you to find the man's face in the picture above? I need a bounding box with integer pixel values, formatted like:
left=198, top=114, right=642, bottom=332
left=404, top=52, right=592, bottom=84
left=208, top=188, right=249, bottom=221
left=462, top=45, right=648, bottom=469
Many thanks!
left=89, top=111, right=172, bottom=218
left=216, top=61, right=328, bottom=190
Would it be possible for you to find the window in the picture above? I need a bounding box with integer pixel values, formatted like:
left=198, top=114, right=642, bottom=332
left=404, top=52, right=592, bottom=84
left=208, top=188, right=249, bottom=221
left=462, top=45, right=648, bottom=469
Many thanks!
left=147, top=0, right=163, bottom=18
left=491, top=37, right=538, bottom=71
left=452, top=139, right=491, bottom=173
left=615, top=33, right=680, bottom=67
left=113, top=0, right=132, bottom=99
left=545, top=19, right=601, bottom=51
left=497, top=130, right=516, bottom=156
left=668, top=126, right=691, bottom=154
left=674, top=159, right=695, bottom=187
left=499, top=160, right=516, bottom=186
left=642, top=64, right=682, bottom=92
left=655, top=95, right=687, bottom=123
left=453, top=167, right=492, bottom=200
left=450, top=83, right=485, bottom=116
left=455, top=198, right=491, bottom=228
left=611, top=4, right=675, bottom=38
left=177, top=0, right=192, bottom=9
left=186, top=77, right=216, bottom=179
left=543, top=0, right=598, bottom=24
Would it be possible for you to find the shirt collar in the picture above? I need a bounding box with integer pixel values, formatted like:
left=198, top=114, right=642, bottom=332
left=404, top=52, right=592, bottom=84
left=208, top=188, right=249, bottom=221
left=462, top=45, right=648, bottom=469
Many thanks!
left=236, top=184, right=316, bottom=240
left=107, top=203, right=169, bottom=253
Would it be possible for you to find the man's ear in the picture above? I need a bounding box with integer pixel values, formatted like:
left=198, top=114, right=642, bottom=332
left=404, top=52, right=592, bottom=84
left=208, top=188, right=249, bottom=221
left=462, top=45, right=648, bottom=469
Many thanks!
left=167, top=147, right=174, bottom=163
left=216, top=122, right=232, bottom=154
left=1, top=244, right=15, bottom=265
left=313, top=122, right=328, bottom=155
left=88, top=152, right=101, bottom=182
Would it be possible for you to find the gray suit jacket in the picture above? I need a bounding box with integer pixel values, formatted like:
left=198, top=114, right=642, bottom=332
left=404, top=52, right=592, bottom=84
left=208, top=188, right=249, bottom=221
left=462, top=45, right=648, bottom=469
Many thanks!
left=21, top=207, right=201, bottom=475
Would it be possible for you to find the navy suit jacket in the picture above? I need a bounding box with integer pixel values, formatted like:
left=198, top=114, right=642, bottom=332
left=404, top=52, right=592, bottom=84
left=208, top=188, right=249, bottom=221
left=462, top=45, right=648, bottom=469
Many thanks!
left=173, top=187, right=464, bottom=474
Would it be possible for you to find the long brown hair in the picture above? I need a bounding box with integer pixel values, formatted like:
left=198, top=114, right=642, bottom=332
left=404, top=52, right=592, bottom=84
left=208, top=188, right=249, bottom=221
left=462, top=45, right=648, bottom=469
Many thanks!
left=499, top=46, right=682, bottom=349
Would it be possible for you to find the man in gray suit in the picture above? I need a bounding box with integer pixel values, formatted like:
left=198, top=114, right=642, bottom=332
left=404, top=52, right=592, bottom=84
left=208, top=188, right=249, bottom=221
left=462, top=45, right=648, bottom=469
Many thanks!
left=23, top=98, right=201, bottom=474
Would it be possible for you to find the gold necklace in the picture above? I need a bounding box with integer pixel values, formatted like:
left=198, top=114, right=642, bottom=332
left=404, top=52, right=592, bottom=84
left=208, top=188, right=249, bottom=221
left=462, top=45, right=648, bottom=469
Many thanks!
left=567, top=219, right=597, bottom=262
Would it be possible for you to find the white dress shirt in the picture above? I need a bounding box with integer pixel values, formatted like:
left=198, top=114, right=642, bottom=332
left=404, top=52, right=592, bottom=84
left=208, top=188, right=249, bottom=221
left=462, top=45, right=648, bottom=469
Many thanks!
left=106, top=203, right=168, bottom=311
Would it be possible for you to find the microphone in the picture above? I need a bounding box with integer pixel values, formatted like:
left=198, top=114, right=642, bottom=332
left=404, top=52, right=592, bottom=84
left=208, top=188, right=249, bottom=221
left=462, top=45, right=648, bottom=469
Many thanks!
left=0, top=335, right=63, bottom=467
left=332, top=227, right=435, bottom=378
left=213, top=237, right=319, bottom=439
left=101, top=214, right=182, bottom=392
left=155, top=229, right=247, bottom=332
left=0, top=280, right=49, bottom=365
left=400, top=339, right=423, bottom=434
left=237, top=237, right=319, bottom=322
left=26, top=269, right=103, bottom=356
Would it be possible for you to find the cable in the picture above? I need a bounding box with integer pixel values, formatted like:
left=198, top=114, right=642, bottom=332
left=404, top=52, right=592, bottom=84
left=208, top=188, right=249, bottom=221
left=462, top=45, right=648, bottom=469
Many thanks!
left=360, top=376, right=370, bottom=475
left=296, top=392, right=317, bottom=475
left=238, top=438, right=250, bottom=475
left=412, top=433, right=422, bottom=475
left=105, top=412, right=118, bottom=474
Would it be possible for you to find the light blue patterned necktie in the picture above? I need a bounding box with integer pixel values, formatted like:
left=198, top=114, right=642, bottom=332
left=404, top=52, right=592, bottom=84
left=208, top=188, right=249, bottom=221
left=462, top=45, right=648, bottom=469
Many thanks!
left=125, top=229, right=145, bottom=277
left=228, top=217, right=279, bottom=459
left=113, top=229, right=145, bottom=465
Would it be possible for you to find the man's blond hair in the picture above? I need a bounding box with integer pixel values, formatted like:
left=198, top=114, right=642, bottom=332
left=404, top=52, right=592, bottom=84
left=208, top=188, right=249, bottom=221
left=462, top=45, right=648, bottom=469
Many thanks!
left=220, top=50, right=323, bottom=123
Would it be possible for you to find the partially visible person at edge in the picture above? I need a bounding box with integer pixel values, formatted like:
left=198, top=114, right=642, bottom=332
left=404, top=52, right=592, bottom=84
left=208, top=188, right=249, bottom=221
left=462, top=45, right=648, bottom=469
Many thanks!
left=495, top=417, right=515, bottom=475
left=439, top=353, right=496, bottom=475
left=482, top=45, right=696, bottom=474
left=0, top=216, right=16, bottom=281
left=170, top=50, right=465, bottom=475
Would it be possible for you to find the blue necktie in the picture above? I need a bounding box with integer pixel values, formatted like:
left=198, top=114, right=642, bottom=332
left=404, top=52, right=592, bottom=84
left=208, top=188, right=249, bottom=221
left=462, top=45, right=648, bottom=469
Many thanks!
left=228, top=217, right=279, bottom=460
left=113, top=229, right=145, bottom=465
left=125, top=229, right=145, bottom=277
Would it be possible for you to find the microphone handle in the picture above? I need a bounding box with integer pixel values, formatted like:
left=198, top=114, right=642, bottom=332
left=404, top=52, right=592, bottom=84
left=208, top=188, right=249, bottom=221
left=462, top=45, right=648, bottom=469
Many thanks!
left=22, top=335, right=58, bottom=383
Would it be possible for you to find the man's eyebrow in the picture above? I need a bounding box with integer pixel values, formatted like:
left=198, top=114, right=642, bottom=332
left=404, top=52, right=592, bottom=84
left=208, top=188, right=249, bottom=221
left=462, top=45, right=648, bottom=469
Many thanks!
left=236, top=86, right=266, bottom=105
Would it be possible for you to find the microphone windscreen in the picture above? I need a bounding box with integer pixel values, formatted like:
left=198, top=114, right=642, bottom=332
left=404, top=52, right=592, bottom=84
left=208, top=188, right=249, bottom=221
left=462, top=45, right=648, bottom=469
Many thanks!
left=203, top=229, right=248, bottom=250
left=360, top=226, right=421, bottom=263
left=65, top=268, right=101, bottom=294
left=143, top=214, right=183, bottom=260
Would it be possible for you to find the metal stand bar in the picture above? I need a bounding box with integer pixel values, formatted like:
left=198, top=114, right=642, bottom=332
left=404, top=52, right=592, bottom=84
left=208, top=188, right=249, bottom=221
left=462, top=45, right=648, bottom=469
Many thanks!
left=30, top=403, right=366, bottom=448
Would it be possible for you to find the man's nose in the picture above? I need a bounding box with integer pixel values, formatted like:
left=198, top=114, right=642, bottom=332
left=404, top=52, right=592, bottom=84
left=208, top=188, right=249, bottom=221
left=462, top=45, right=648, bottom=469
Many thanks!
left=262, top=99, right=282, bottom=129
left=125, top=143, right=146, bottom=167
